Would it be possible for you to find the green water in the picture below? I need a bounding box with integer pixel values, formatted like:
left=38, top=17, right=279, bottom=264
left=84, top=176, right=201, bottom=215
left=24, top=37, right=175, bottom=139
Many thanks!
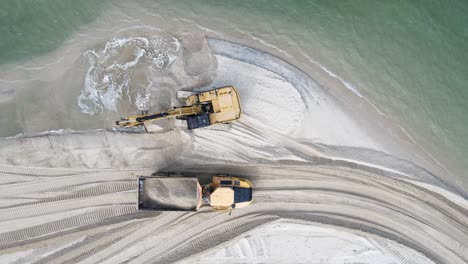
left=0, top=0, right=467, bottom=180
left=0, top=0, right=106, bottom=63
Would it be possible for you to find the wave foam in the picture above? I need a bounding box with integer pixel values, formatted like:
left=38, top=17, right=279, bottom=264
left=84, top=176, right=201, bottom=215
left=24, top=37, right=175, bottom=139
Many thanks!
left=77, top=32, right=180, bottom=115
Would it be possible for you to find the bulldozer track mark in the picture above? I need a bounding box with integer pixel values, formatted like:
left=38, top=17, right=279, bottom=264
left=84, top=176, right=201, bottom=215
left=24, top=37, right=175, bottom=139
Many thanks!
left=0, top=165, right=466, bottom=263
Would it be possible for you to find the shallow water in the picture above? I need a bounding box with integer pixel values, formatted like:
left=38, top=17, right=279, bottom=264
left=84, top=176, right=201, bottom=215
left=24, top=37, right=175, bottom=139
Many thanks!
left=0, top=0, right=467, bottom=190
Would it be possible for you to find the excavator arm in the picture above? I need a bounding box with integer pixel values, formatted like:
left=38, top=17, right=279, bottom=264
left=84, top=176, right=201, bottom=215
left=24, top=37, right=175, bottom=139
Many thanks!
left=115, top=105, right=203, bottom=127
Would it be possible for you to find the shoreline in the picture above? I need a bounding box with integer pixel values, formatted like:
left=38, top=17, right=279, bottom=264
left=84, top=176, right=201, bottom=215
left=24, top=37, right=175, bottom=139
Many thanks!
left=0, top=2, right=465, bottom=189
left=0, top=35, right=463, bottom=198
left=0, top=5, right=462, bottom=192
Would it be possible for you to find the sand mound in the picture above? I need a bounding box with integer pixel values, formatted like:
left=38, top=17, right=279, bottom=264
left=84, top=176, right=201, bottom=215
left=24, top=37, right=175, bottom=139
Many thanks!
left=206, top=55, right=305, bottom=133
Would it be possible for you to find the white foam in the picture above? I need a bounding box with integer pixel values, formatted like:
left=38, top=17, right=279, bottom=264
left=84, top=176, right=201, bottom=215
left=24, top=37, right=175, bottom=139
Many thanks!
left=77, top=32, right=180, bottom=115
left=135, top=90, right=151, bottom=110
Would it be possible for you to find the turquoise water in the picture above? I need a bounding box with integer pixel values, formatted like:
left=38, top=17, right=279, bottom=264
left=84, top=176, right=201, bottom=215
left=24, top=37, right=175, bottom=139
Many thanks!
left=0, top=0, right=467, bottom=180
left=0, top=0, right=106, bottom=63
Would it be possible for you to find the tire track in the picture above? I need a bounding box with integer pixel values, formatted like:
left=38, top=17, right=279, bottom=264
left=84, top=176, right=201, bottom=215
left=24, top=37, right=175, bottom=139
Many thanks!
left=0, top=191, right=136, bottom=223
left=0, top=165, right=466, bottom=264
left=77, top=212, right=194, bottom=264
left=0, top=206, right=137, bottom=249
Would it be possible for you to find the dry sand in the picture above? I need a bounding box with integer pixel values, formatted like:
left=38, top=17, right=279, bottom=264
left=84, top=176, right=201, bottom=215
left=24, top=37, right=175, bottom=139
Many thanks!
left=0, top=5, right=466, bottom=264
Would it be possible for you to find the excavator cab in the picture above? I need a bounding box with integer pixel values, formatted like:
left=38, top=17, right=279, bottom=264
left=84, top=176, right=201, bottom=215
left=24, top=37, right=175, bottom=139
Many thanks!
left=183, top=86, right=242, bottom=129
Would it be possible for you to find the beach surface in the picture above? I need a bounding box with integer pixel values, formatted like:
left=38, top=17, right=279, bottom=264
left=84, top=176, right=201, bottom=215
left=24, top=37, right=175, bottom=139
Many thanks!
left=0, top=2, right=467, bottom=264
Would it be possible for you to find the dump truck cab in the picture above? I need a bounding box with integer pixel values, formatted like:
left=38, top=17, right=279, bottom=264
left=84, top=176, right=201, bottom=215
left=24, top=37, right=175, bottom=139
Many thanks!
left=138, top=174, right=253, bottom=211
left=207, top=176, right=253, bottom=210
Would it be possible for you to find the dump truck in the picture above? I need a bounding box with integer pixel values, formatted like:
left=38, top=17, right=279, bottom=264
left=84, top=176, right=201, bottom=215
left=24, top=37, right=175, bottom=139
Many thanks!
left=116, top=86, right=241, bottom=130
left=138, top=174, right=253, bottom=211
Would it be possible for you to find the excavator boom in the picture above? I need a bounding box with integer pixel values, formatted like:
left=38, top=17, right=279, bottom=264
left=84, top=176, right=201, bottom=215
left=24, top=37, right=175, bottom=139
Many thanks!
left=115, top=105, right=203, bottom=127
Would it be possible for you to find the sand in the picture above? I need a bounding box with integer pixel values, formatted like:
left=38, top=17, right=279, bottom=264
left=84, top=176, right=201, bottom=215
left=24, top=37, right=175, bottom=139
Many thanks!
left=0, top=164, right=466, bottom=263
left=0, top=4, right=466, bottom=264
left=180, top=220, right=434, bottom=264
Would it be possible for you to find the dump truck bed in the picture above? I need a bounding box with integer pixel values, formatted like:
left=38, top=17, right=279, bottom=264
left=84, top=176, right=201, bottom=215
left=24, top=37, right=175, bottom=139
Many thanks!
left=138, top=177, right=202, bottom=211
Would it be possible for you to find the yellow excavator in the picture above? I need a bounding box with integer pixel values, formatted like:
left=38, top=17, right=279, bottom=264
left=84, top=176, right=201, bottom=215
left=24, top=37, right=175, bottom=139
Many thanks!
left=115, top=86, right=242, bottom=130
